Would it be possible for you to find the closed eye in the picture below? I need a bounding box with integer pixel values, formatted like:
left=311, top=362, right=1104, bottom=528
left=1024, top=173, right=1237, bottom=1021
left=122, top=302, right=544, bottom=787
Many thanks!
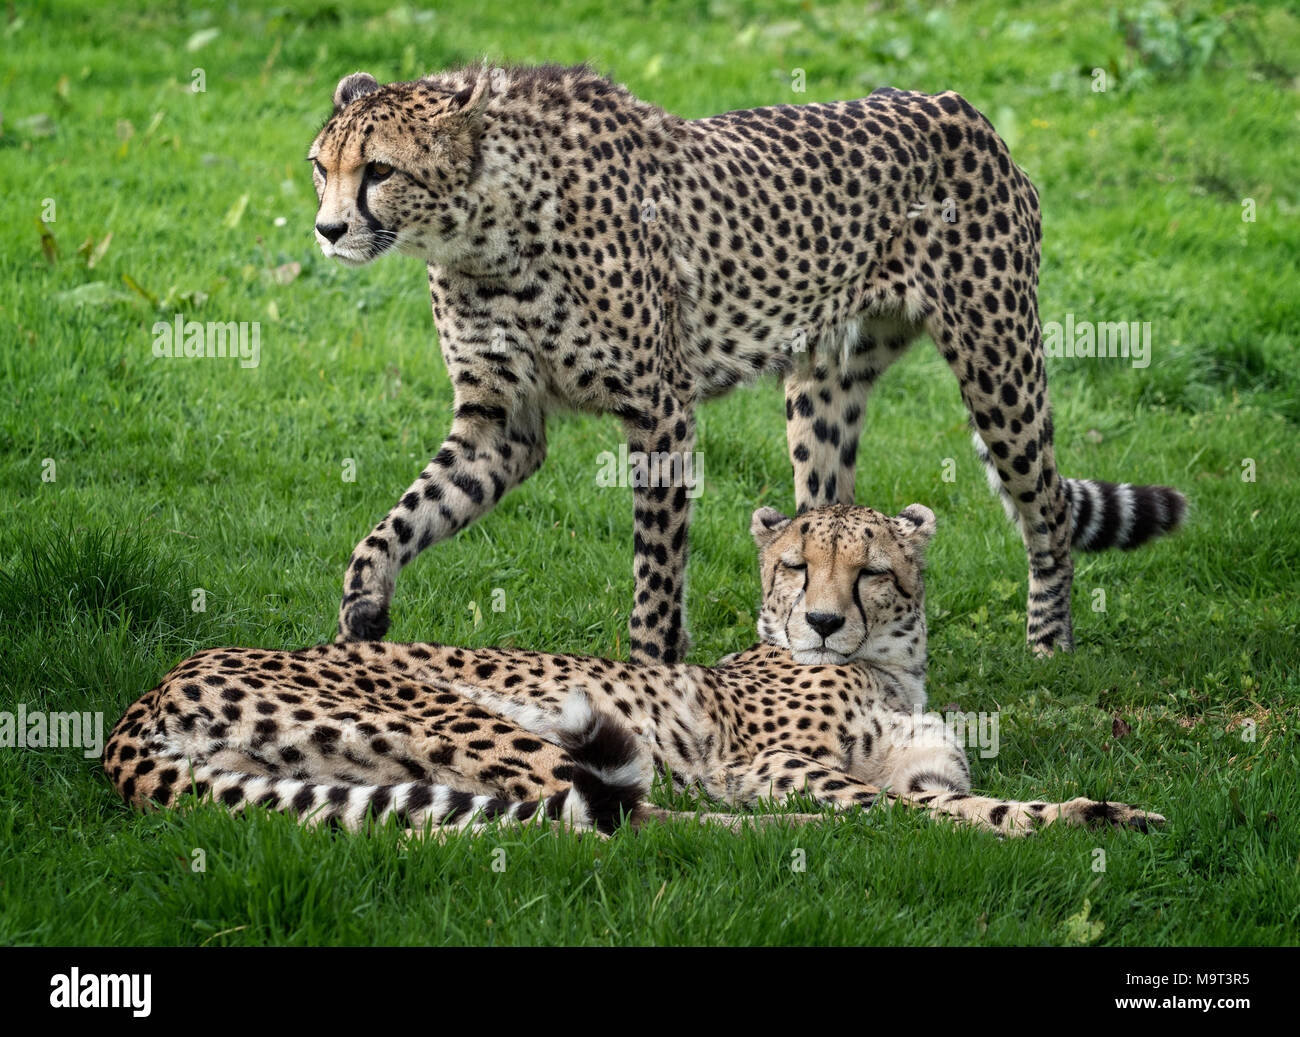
left=860, top=567, right=891, bottom=578
left=312, top=159, right=326, bottom=181
left=780, top=560, right=806, bottom=571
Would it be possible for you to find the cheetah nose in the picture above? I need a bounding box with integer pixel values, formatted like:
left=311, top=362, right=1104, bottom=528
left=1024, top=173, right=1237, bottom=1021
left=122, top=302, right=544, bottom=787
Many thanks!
left=806, top=612, right=846, bottom=638
left=316, top=221, right=348, bottom=244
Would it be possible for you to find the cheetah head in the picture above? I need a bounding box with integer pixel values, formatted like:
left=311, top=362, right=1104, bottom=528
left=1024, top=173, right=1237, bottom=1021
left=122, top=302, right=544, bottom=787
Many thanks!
left=308, top=70, right=489, bottom=268
left=751, top=503, right=935, bottom=666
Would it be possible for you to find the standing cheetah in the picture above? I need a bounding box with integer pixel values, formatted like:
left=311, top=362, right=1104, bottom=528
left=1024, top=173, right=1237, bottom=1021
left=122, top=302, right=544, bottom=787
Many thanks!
left=309, top=64, right=1185, bottom=662
left=103, top=503, right=1162, bottom=837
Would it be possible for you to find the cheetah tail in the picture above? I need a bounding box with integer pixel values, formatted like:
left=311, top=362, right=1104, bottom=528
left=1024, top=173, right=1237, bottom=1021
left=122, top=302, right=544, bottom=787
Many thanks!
left=551, top=689, right=654, bottom=832
left=165, top=691, right=649, bottom=836
left=1061, top=478, right=1186, bottom=551
left=970, top=431, right=1187, bottom=551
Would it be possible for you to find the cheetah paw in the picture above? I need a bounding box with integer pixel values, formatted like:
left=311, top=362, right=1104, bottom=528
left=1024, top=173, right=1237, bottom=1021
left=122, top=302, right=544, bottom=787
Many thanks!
left=1058, top=797, right=1165, bottom=832
left=337, top=597, right=391, bottom=642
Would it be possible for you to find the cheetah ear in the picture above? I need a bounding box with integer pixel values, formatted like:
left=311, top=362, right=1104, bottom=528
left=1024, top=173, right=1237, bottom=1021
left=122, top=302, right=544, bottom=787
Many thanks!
left=893, top=504, right=937, bottom=547
left=751, top=506, right=793, bottom=548
left=444, top=70, right=491, bottom=123
left=333, top=72, right=380, bottom=112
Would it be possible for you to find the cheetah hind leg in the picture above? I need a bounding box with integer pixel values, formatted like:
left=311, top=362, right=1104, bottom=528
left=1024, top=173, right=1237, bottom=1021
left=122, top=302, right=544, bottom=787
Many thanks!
left=175, top=689, right=650, bottom=837
left=967, top=428, right=1186, bottom=655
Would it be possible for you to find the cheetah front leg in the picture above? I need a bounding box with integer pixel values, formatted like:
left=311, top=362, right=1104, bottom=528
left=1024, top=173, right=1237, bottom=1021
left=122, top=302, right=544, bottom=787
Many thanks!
left=784, top=325, right=910, bottom=513
left=721, top=748, right=1162, bottom=835
left=338, top=396, right=546, bottom=641
left=621, top=399, right=697, bottom=665
left=784, top=348, right=862, bottom=512
left=864, top=710, right=1163, bottom=834
left=906, top=787, right=1165, bottom=836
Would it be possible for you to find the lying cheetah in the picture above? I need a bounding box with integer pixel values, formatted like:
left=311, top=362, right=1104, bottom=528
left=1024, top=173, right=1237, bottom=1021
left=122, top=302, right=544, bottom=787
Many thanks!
left=309, top=63, right=1185, bottom=663
left=103, top=503, right=1162, bottom=836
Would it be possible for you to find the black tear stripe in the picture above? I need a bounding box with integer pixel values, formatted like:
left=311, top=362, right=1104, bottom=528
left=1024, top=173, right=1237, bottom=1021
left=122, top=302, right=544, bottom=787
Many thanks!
left=850, top=576, right=869, bottom=636
left=354, top=176, right=385, bottom=234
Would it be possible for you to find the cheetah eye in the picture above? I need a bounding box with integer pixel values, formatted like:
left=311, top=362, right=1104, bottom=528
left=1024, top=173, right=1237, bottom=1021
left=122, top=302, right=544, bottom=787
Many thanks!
left=367, top=161, right=395, bottom=181
left=780, top=560, right=807, bottom=572
left=859, top=566, right=891, bottom=578
left=312, top=159, right=326, bottom=182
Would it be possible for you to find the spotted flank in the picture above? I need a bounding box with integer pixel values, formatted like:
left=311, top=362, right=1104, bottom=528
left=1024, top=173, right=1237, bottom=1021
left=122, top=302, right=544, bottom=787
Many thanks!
left=109, top=686, right=647, bottom=836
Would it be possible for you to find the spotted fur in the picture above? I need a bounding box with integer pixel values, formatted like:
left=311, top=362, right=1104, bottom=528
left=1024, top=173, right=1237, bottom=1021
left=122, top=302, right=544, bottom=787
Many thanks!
left=312, top=64, right=1190, bottom=662
left=106, top=684, right=646, bottom=835
left=309, top=63, right=1187, bottom=662
left=312, top=66, right=1190, bottom=657
left=104, top=504, right=1162, bottom=836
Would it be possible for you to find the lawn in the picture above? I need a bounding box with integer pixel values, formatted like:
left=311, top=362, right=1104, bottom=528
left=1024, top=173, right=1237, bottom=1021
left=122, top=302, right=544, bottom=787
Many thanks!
left=1, top=0, right=1297, bottom=946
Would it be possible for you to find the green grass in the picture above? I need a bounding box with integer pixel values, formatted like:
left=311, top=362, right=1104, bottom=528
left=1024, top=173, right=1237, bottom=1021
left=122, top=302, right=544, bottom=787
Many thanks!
left=1, top=0, right=1298, bottom=946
